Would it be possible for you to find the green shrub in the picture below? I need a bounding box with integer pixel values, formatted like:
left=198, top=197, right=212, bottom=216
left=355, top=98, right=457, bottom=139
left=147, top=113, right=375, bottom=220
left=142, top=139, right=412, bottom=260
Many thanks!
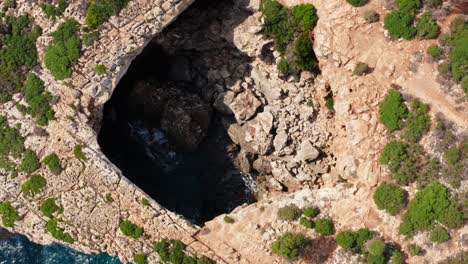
left=447, top=17, right=467, bottom=82
left=427, top=44, right=443, bottom=59
left=0, top=15, right=41, bottom=102
left=271, top=232, right=310, bottom=259
left=431, top=226, right=450, bottom=243
left=346, top=0, right=368, bottom=7
left=353, top=62, right=369, bottom=76
left=2, top=0, right=16, bottom=11
left=73, top=145, right=87, bottom=161
left=261, top=0, right=293, bottom=53
left=384, top=10, right=417, bottom=39
left=445, top=146, right=460, bottom=165
left=44, top=19, right=81, bottom=80
left=379, top=89, right=408, bottom=131
left=133, top=253, right=146, bottom=264
left=291, top=4, right=318, bottom=31
left=366, top=239, right=385, bottom=256
left=373, top=182, right=406, bottom=215
left=438, top=62, right=450, bottom=77
left=381, top=141, right=409, bottom=173
left=354, top=228, right=374, bottom=254
left=367, top=254, right=386, bottom=264
left=462, top=76, right=468, bottom=94
left=0, top=115, right=25, bottom=164
left=416, top=13, right=440, bottom=39
left=46, top=218, right=74, bottom=243
left=408, top=244, right=421, bottom=256
left=19, top=149, right=40, bottom=173
left=224, top=215, right=234, bottom=224
left=302, top=206, right=320, bottom=217
left=153, top=239, right=214, bottom=264
left=83, top=31, right=99, bottom=46
left=396, top=0, right=421, bottom=12
left=40, top=198, right=61, bottom=218
left=336, top=231, right=356, bottom=249
left=86, top=0, right=128, bottom=29
left=404, top=98, right=430, bottom=142
left=325, top=95, right=334, bottom=112
left=0, top=201, right=19, bottom=227
left=399, top=182, right=463, bottom=236
left=278, top=57, right=293, bottom=76
left=390, top=251, right=403, bottom=264
left=41, top=0, right=69, bottom=18
left=141, top=198, right=150, bottom=207
left=43, top=152, right=61, bottom=173
left=299, top=217, right=314, bottom=228
left=277, top=204, right=302, bottom=221
left=364, top=10, right=380, bottom=23
left=95, top=64, right=106, bottom=74
left=294, top=32, right=318, bottom=72
left=22, top=174, right=46, bottom=196
left=23, top=73, right=55, bottom=126
left=315, top=218, right=334, bottom=236
left=119, top=220, right=143, bottom=238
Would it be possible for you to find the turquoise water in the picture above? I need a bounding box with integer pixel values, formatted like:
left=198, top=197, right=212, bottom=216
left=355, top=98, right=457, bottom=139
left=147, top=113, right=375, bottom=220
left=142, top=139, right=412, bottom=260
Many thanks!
left=0, top=235, right=121, bottom=264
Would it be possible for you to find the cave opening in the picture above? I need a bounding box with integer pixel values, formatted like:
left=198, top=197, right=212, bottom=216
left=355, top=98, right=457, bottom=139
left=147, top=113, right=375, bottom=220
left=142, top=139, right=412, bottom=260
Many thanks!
left=97, top=0, right=256, bottom=224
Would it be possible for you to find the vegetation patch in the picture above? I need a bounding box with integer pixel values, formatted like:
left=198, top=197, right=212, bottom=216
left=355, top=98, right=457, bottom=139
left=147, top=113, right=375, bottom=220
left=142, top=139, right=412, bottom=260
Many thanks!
left=302, top=207, right=320, bottom=217
left=384, top=10, right=416, bottom=40
left=314, top=218, right=334, bottom=236
left=346, top=0, right=368, bottom=7
left=0, top=15, right=41, bottom=102
left=336, top=228, right=379, bottom=258
left=271, top=232, right=310, bottom=260
left=44, top=19, right=81, bottom=80
left=133, top=253, right=146, bottom=264
left=261, top=0, right=319, bottom=76
left=223, top=215, right=234, bottom=224
left=19, top=149, right=40, bottom=173
left=85, top=0, right=129, bottom=29
left=95, top=64, right=107, bottom=74
left=379, top=89, right=408, bottom=131
left=373, top=182, right=406, bottom=215
left=23, top=73, right=55, bottom=126
left=353, top=62, right=369, bottom=76
left=21, top=174, right=46, bottom=196
left=0, top=201, right=20, bottom=227
left=46, top=218, right=74, bottom=243
left=119, top=220, right=143, bottom=238
left=277, top=204, right=302, bottom=221
left=40, top=0, right=69, bottom=18
left=427, top=44, right=443, bottom=59
left=430, top=226, right=450, bottom=243
left=364, top=10, right=379, bottom=23
left=153, top=239, right=215, bottom=264
left=416, top=13, right=440, bottom=39
left=403, top=98, right=430, bottom=143
left=83, top=31, right=100, bottom=46
left=43, top=152, right=61, bottom=174
left=399, top=182, right=463, bottom=237
left=73, top=144, right=88, bottom=161
left=0, top=115, right=25, bottom=175
left=40, top=198, right=61, bottom=218
left=299, top=216, right=314, bottom=228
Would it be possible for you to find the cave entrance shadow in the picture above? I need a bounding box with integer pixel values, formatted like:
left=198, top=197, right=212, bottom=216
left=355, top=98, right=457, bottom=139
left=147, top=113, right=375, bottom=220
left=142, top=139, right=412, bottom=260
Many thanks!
left=97, top=0, right=256, bottom=225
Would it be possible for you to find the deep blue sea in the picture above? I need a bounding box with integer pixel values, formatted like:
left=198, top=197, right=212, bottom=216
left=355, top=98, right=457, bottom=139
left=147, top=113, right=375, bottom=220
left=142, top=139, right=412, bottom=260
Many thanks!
left=0, top=235, right=122, bottom=264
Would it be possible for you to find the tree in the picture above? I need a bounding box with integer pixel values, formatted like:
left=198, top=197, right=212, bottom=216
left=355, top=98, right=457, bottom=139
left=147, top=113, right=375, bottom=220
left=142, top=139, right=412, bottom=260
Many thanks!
left=373, top=182, right=406, bottom=215
left=379, top=89, right=408, bottom=131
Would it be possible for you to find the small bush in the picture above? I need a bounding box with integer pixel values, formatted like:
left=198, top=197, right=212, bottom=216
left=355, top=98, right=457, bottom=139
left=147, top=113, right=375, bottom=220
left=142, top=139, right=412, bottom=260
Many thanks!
left=95, top=64, right=106, bottom=74
left=302, top=207, right=320, bottom=217
left=119, top=220, right=143, bottom=238
left=224, top=215, right=234, bottom=224
left=379, top=89, right=408, bottom=131
left=19, top=149, right=40, bottom=173
left=353, top=62, right=369, bottom=76
left=41, top=0, right=69, bottom=18
left=366, top=239, right=385, bottom=256
left=416, top=13, right=440, bottom=39
left=408, top=244, right=421, bottom=256
left=0, top=115, right=25, bottom=164
left=346, top=0, right=368, bottom=7
left=427, top=44, right=443, bottom=59
left=381, top=141, right=409, bottom=173
left=133, top=253, right=146, bottom=264
left=86, top=0, right=128, bottom=29
left=446, top=17, right=467, bottom=83
left=396, top=0, right=421, bottom=12
left=291, top=4, right=318, bottom=30
left=0, top=201, right=20, bottom=227
left=141, top=198, right=150, bottom=207
left=336, top=231, right=356, bottom=249
left=399, top=182, right=463, bottom=236
left=22, top=174, right=46, bottom=196
left=277, top=204, right=302, bottom=221
left=431, top=226, right=450, bottom=243
left=315, top=218, right=334, bottom=236
left=445, top=146, right=460, bottom=165
left=271, top=232, right=310, bottom=259
left=294, top=32, right=318, bottom=72
left=153, top=239, right=214, bottom=264
left=325, top=95, right=334, bottom=112
left=390, top=251, right=403, bottom=264
left=40, top=198, right=61, bottom=218
left=438, top=62, right=450, bottom=77
left=404, top=98, right=430, bottom=142
left=364, top=10, right=380, bottom=23
left=384, top=10, right=417, bottom=39
left=43, top=153, right=61, bottom=174
left=373, top=182, right=406, bottom=215
left=44, top=19, right=81, bottom=80
left=46, top=218, right=74, bottom=243
left=23, top=73, right=55, bottom=126
left=299, top=217, right=314, bottom=228
left=73, top=145, right=87, bottom=161
left=367, top=254, right=386, bottom=264
left=2, top=0, right=16, bottom=11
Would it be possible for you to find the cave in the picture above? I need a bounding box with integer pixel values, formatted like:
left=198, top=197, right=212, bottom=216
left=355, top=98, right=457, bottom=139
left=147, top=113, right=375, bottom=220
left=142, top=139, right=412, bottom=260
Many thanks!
left=97, top=0, right=255, bottom=224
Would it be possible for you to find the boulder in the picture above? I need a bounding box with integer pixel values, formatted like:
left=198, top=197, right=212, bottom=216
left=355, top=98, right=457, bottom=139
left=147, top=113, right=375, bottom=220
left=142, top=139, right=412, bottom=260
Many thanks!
left=297, top=140, right=320, bottom=162
left=213, top=91, right=235, bottom=115
left=241, top=111, right=274, bottom=155
left=229, top=90, right=261, bottom=122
